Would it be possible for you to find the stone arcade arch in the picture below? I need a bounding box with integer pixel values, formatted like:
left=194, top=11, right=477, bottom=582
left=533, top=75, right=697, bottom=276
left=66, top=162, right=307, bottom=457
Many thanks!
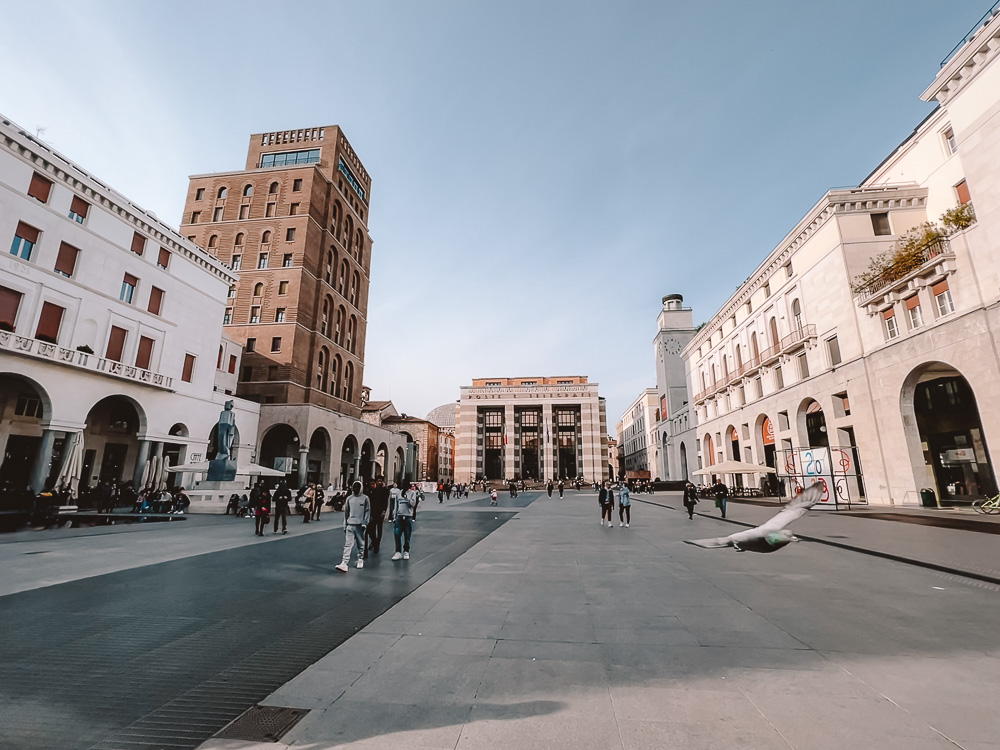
left=341, top=434, right=359, bottom=487
left=308, top=428, right=331, bottom=486
left=394, top=446, right=406, bottom=484
left=376, top=442, right=389, bottom=481
left=900, top=362, right=997, bottom=504
left=83, top=395, right=146, bottom=490
left=360, top=439, right=375, bottom=483
left=679, top=442, right=688, bottom=481
left=259, top=424, right=300, bottom=486
left=0, top=373, right=53, bottom=491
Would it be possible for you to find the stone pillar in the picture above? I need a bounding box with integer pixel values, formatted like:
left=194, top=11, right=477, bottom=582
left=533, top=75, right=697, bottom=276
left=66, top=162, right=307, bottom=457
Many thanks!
left=29, top=429, right=60, bottom=493
left=153, top=441, right=164, bottom=459
left=353, top=456, right=361, bottom=484
left=504, top=404, right=515, bottom=480
left=133, top=440, right=151, bottom=488
left=298, top=446, right=310, bottom=488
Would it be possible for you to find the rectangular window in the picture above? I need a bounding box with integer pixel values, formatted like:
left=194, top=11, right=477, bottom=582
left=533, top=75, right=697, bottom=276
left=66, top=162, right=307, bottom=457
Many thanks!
left=270, top=337, right=281, bottom=352
left=223, top=308, right=232, bottom=325
left=212, top=207, right=224, bottom=222
left=275, top=308, right=286, bottom=322
left=289, top=203, right=300, bottom=215
left=69, top=196, right=90, bottom=223
left=106, top=325, right=127, bottom=362
left=250, top=306, right=261, bottom=323
left=883, top=308, right=899, bottom=339
left=265, top=202, right=276, bottom=217
left=34, top=302, right=64, bottom=343
left=54, top=241, right=80, bottom=277
left=933, top=280, right=954, bottom=316
left=258, top=148, right=320, bottom=168
left=10, top=222, right=40, bottom=261
left=135, top=335, right=154, bottom=370
left=956, top=179, right=971, bottom=205
left=257, top=253, right=268, bottom=269
left=798, top=352, right=810, bottom=379
left=871, top=212, right=891, bottom=236
left=246, top=337, right=256, bottom=352
left=282, top=253, right=292, bottom=267
left=0, top=286, right=23, bottom=331
left=120, top=273, right=138, bottom=304
left=774, top=365, right=784, bottom=390
left=191, top=211, right=201, bottom=223
left=293, top=178, right=302, bottom=191
left=278, top=280, right=289, bottom=295
left=157, top=247, right=171, bottom=269
left=147, top=286, right=164, bottom=316
left=195, top=188, right=205, bottom=201
left=242, top=365, right=253, bottom=381
left=182, top=353, right=196, bottom=382
left=130, top=232, right=146, bottom=256
left=28, top=172, right=53, bottom=203
left=906, top=295, right=923, bottom=328
left=285, top=228, right=295, bottom=241
left=762, top=281, right=770, bottom=298
left=228, top=354, right=237, bottom=374
left=268, top=365, right=278, bottom=380
left=227, top=285, right=236, bottom=299
left=944, top=127, right=957, bottom=154
left=238, top=204, right=250, bottom=219
left=231, top=254, right=242, bottom=270
left=826, top=335, right=842, bottom=366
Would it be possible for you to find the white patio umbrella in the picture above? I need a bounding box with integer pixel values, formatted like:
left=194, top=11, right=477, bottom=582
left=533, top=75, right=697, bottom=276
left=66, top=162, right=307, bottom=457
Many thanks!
left=139, top=458, right=152, bottom=489
left=237, top=463, right=285, bottom=477
left=164, top=461, right=211, bottom=473
left=56, top=432, right=84, bottom=498
left=691, top=460, right=777, bottom=477
left=148, top=455, right=161, bottom=490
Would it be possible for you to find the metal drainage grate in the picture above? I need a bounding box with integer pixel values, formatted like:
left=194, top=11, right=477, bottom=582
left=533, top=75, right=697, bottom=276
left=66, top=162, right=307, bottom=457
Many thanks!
left=214, top=705, right=309, bottom=742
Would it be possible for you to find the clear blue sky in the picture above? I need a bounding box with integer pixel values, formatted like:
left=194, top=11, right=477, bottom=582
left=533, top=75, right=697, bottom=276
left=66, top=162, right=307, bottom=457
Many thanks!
left=0, top=1, right=987, bottom=431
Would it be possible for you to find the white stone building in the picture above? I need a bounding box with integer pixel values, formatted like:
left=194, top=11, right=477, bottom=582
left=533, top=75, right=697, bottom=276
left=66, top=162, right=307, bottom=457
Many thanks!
left=652, top=294, right=698, bottom=481
left=684, top=12, right=1000, bottom=506
left=616, top=389, right=658, bottom=480
left=0, top=115, right=259, bottom=497
left=455, top=376, right=609, bottom=483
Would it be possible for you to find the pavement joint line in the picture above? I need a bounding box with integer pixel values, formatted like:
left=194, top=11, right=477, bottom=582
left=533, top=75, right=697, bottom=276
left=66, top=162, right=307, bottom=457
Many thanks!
left=632, top=495, right=1000, bottom=587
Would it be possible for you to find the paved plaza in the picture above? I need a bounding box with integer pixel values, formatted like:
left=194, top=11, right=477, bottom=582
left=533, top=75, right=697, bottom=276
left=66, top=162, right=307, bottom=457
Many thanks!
left=2, top=492, right=999, bottom=749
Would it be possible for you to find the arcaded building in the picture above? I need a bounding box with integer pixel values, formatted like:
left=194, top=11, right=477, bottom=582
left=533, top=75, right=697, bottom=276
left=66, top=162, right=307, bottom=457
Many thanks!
left=180, top=126, right=405, bottom=488
left=455, top=377, right=609, bottom=483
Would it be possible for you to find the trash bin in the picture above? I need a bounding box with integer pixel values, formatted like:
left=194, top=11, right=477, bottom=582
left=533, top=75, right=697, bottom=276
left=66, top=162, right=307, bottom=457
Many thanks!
left=920, top=488, right=937, bottom=507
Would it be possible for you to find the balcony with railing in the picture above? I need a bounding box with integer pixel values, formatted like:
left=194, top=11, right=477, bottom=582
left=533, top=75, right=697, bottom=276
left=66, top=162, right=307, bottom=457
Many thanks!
left=853, top=236, right=954, bottom=304
left=0, top=331, right=174, bottom=390
left=780, top=324, right=817, bottom=353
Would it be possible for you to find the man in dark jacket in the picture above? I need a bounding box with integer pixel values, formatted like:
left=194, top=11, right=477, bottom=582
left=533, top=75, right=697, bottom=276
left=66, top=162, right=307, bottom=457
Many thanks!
left=365, top=481, right=389, bottom=558
left=272, top=481, right=291, bottom=534
left=253, top=481, right=272, bottom=536
left=683, top=482, right=698, bottom=519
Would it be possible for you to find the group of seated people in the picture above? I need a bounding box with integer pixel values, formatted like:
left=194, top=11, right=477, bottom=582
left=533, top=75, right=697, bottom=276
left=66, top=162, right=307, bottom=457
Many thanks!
left=132, top=486, right=190, bottom=514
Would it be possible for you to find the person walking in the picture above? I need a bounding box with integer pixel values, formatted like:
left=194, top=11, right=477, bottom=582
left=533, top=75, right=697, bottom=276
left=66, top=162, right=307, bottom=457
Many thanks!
left=618, top=483, right=631, bottom=527
left=365, top=481, right=388, bottom=558
left=253, top=484, right=271, bottom=536
left=336, top=481, right=370, bottom=573
left=389, top=483, right=418, bottom=561
left=438, top=482, right=445, bottom=503
left=312, top=483, right=325, bottom=520
left=547, top=480, right=553, bottom=498
left=558, top=479, right=564, bottom=498
left=682, top=481, right=698, bottom=519
left=490, top=487, right=498, bottom=505
left=598, top=483, right=608, bottom=525
left=273, top=480, right=291, bottom=534
left=712, top=480, right=728, bottom=519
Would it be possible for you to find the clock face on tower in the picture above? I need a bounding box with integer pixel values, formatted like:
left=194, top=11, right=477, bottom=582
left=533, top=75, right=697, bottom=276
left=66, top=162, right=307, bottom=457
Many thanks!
left=663, top=337, right=682, bottom=356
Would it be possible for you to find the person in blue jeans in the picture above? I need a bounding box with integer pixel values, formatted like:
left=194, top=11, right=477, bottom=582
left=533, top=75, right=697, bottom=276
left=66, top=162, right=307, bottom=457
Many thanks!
left=390, top=483, right=419, bottom=560
left=618, top=483, right=631, bottom=527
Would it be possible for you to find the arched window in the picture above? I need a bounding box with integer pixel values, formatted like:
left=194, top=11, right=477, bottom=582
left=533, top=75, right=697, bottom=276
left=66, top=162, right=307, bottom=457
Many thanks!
left=355, top=229, right=364, bottom=261
left=242, top=184, right=253, bottom=197
left=769, top=317, right=779, bottom=347
left=722, top=354, right=729, bottom=380
left=331, top=355, right=342, bottom=397
left=318, top=347, right=329, bottom=392
left=791, top=299, right=802, bottom=331
left=208, top=234, right=219, bottom=248
left=331, top=201, right=342, bottom=237
left=218, top=345, right=224, bottom=370
left=338, top=260, right=348, bottom=295
left=735, top=344, right=742, bottom=369
left=348, top=315, right=357, bottom=354
left=253, top=282, right=264, bottom=297
left=269, top=181, right=279, bottom=194
left=336, top=306, right=345, bottom=346
left=234, top=232, right=244, bottom=247
left=262, top=230, right=272, bottom=244
left=350, top=271, right=359, bottom=306
left=217, top=187, right=228, bottom=199
left=321, top=298, right=330, bottom=338
left=325, top=250, right=334, bottom=284
left=344, top=216, right=354, bottom=249
left=344, top=361, right=354, bottom=403
left=750, top=331, right=759, bottom=360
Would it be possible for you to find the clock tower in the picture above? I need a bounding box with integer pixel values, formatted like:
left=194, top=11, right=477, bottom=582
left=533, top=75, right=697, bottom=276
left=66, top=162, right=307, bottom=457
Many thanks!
left=653, top=294, right=697, bottom=480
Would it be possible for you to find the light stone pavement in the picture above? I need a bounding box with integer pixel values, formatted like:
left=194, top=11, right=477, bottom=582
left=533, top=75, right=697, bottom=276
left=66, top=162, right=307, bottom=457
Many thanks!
left=197, top=491, right=1000, bottom=750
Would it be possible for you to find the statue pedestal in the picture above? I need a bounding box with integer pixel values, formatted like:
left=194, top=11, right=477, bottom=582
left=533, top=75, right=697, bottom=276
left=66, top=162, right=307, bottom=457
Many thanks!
left=186, top=479, right=248, bottom=513
left=207, top=458, right=237, bottom=482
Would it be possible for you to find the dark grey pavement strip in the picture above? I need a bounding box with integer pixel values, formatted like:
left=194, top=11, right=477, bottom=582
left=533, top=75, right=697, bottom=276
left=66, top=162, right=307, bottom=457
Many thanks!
left=0, top=508, right=522, bottom=750
left=631, top=495, right=1000, bottom=586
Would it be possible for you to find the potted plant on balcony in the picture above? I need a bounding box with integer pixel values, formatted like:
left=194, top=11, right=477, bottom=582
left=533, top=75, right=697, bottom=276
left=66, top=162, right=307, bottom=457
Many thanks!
left=941, top=203, right=976, bottom=232
left=851, top=222, right=948, bottom=296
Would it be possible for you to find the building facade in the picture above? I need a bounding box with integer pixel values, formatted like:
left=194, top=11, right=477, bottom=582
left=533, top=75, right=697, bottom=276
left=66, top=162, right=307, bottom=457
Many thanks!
left=607, top=436, right=619, bottom=481
left=616, top=389, right=658, bottom=480
left=0, top=115, right=259, bottom=496
left=684, top=11, right=1000, bottom=506
left=455, top=376, right=609, bottom=483
left=179, top=126, right=405, bottom=489
left=653, top=294, right=697, bottom=481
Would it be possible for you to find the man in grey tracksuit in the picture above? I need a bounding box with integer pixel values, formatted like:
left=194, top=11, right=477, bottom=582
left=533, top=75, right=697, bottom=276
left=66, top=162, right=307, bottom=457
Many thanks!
left=389, top=483, right=419, bottom=560
left=336, top=482, right=371, bottom=573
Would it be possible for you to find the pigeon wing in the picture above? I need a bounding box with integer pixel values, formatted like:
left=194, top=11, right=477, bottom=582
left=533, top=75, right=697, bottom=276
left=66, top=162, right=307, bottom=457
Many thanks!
left=755, top=484, right=824, bottom=534
left=684, top=537, right=734, bottom=549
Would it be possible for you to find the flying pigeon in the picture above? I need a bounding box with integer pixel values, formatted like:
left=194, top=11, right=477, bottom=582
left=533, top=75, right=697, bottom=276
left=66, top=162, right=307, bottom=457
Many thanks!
left=684, top=484, right=823, bottom=553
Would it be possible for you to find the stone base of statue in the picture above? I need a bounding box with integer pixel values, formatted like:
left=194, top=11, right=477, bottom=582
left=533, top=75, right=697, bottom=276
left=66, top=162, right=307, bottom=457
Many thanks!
left=186, top=477, right=247, bottom=513
left=207, top=457, right=237, bottom=482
